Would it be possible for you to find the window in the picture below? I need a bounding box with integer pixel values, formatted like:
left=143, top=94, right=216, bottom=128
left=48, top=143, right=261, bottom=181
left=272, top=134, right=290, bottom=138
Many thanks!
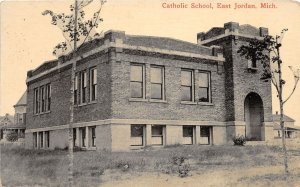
left=80, top=127, right=86, bottom=147
left=183, top=126, right=194, bottom=145
left=74, top=75, right=78, bottom=104
left=151, top=125, right=164, bottom=145
left=200, top=126, right=212, bottom=145
left=17, top=113, right=24, bottom=124
left=33, top=84, right=51, bottom=114
left=151, top=66, right=165, bottom=100
left=39, top=132, right=43, bottom=148
left=198, top=72, right=210, bottom=102
left=181, top=69, right=194, bottom=101
left=33, top=132, right=37, bottom=148
left=46, top=84, right=51, bottom=111
left=73, top=128, right=77, bottom=147
left=45, top=131, right=50, bottom=148
left=130, top=64, right=145, bottom=98
left=130, top=125, right=145, bottom=146
left=40, top=86, right=45, bottom=112
left=81, top=71, right=87, bottom=103
left=247, top=59, right=257, bottom=69
left=91, top=126, right=96, bottom=147
left=90, top=68, right=97, bottom=102
left=34, top=88, right=39, bottom=114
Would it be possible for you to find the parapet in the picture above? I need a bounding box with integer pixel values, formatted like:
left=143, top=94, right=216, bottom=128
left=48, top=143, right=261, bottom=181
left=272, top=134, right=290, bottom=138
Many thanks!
left=197, top=22, right=269, bottom=44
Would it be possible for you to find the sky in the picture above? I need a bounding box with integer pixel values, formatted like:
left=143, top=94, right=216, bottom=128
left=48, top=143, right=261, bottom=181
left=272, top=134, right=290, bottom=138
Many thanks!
left=0, top=0, right=300, bottom=125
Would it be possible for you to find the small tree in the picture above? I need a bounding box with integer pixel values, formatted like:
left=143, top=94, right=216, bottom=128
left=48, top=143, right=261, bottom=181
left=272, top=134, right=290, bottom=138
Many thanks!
left=6, top=131, right=18, bottom=142
left=42, top=0, right=106, bottom=185
left=238, top=29, right=300, bottom=175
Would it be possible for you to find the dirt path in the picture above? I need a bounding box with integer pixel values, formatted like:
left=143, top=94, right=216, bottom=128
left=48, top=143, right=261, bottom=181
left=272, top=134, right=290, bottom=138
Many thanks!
left=100, top=165, right=300, bottom=187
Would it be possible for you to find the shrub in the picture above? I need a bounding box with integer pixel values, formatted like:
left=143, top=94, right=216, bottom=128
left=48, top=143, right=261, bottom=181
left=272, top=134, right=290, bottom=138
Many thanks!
left=6, top=131, right=18, bottom=142
left=164, top=152, right=191, bottom=177
left=115, top=160, right=130, bottom=172
left=233, top=135, right=246, bottom=146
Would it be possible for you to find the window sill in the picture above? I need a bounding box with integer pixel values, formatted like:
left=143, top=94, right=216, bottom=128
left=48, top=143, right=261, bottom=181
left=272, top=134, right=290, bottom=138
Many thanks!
left=247, top=67, right=258, bottom=73
left=33, top=111, right=51, bottom=116
left=129, top=98, right=148, bottom=102
left=130, top=145, right=145, bottom=150
left=75, top=101, right=97, bottom=107
left=180, top=101, right=197, bottom=105
left=197, top=102, right=214, bottom=106
left=85, top=147, right=96, bottom=151
left=40, top=111, right=51, bottom=115
left=149, top=99, right=167, bottom=103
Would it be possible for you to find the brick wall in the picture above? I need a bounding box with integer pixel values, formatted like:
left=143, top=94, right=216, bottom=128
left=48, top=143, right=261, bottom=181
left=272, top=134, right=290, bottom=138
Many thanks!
left=26, top=53, right=112, bottom=130
left=111, top=54, right=227, bottom=122
left=200, top=22, right=273, bottom=124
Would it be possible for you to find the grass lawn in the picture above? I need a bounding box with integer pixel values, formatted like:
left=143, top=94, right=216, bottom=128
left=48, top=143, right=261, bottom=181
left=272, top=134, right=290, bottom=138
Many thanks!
left=1, top=144, right=300, bottom=187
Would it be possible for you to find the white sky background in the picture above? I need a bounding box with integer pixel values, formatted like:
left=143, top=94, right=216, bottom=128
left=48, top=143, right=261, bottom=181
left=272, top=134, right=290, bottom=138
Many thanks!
left=0, top=0, right=300, bottom=125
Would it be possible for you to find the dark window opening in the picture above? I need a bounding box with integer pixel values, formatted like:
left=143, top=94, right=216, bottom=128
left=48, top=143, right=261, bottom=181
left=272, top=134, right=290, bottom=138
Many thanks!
left=91, top=126, right=96, bottom=147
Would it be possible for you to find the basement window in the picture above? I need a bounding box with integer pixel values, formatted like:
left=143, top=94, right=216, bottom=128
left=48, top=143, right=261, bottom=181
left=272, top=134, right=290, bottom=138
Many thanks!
left=183, top=126, right=195, bottom=145
left=151, top=125, right=164, bottom=145
left=130, top=125, right=145, bottom=146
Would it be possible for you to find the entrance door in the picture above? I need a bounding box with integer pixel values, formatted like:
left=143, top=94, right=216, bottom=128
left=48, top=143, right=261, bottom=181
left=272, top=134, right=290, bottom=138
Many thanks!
left=244, top=92, right=264, bottom=141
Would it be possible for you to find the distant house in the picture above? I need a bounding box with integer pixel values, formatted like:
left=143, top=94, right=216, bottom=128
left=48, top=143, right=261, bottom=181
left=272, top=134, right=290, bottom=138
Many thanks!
left=273, top=113, right=300, bottom=139
left=0, top=113, right=15, bottom=140
left=0, top=92, right=26, bottom=141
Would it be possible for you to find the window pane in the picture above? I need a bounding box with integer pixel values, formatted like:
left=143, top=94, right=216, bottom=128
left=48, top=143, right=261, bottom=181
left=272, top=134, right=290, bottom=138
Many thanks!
left=152, top=125, right=163, bottom=136
left=181, top=70, right=192, bottom=86
left=75, top=75, right=78, bottom=90
left=151, top=84, right=162, bottom=99
left=199, top=87, right=209, bottom=102
left=130, top=82, right=143, bottom=98
left=151, top=67, right=162, bottom=83
left=130, top=65, right=143, bottom=82
left=131, top=125, right=144, bottom=137
left=200, top=126, right=210, bottom=137
left=183, top=126, right=193, bottom=137
left=83, top=72, right=87, bottom=87
left=181, top=86, right=192, bottom=101
left=92, top=69, right=97, bottom=84
left=199, top=72, right=208, bottom=87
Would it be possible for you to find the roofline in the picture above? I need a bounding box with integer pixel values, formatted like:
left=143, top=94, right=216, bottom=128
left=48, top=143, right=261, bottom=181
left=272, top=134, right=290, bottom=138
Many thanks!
left=27, top=40, right=225, bottom=83
left=31, top=59, right=58, bottom=73
left=198, top=31, right=264, bottom=45
left=13, top=104, right=27, bottom=108
left=127, top=34, right=213, bottom=50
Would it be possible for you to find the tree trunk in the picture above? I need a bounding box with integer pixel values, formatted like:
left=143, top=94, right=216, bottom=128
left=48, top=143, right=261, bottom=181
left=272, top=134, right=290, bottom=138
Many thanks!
left=68, top=0, right=78, bottom=186
left=277, top=44, right=289, bottom=175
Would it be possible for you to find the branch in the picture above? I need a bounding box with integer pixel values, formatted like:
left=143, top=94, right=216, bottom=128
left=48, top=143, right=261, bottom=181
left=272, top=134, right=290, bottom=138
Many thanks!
left=77, top=2, right=104, bottom=50
left=78, top=0, right=94, bottom=10
left=271, top=72, right=280, bottom=95
left=283, top=78, right=299, bottom=105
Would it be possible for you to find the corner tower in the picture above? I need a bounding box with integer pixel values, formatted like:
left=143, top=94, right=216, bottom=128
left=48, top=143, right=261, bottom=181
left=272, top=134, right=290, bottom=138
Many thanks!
left=197, top=22, right=273, bottom=141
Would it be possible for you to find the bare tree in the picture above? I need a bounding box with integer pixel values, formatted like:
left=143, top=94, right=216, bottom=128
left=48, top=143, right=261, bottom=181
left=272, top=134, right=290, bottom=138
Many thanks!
left=42, top=0, right=106, bottom=185
left=238, top=29, right=300, bottom=175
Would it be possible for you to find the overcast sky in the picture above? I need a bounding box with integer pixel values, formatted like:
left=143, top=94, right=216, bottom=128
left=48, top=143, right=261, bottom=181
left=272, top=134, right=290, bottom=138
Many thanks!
left=1, top=0, right=300, bottom=124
